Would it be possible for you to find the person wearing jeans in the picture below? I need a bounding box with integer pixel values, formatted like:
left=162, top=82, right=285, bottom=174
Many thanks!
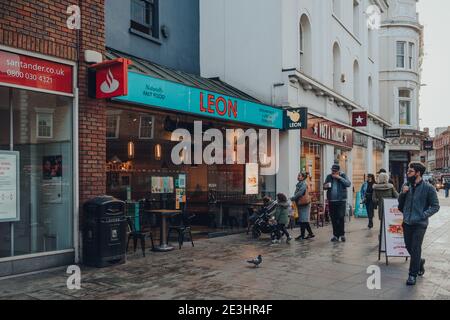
left=398, top=162, right=440, bottom=286
left=324, top=164, right=351, bottom=242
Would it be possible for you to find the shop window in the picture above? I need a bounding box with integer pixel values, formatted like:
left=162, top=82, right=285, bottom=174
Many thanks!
left=106, top=115, right=120, bottom=139
left=139, top=115, right=154, bottom=139
left=0, top=88, right=73, bottom=258
left=36, top=112, right=53, bottom=139
left=130, top=0, right=159, bottom=39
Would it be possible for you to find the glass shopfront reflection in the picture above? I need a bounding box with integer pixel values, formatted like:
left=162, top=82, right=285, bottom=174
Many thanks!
left=106, top=105, right=276, bottom=237
left=0, top=87, right=73, bottom=258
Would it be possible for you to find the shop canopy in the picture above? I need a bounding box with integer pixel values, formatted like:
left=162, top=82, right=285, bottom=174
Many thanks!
left=106, top=49, right=284, bottom=129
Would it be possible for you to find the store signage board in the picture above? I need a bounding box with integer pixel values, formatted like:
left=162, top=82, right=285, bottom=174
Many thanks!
left=115, top=72, right=284, bottom=129
left=0, top=49, right=73, bottom=95
left=384, top=129, right=401, bottom=138
left=423, top=140, right=434, bottom=151
left=245, top=163, right=259, bottom=195
left=380, top=198, right=410, bottom=260
left=301, top=117, right=353, bottom=149
left=90, top=58, right=131, bottom=99
left=352, top=111, right=368, bottom=127
left=387, top=136, right=421, bottom=151
left=285, top=108, right=308, bottom=130
left=0, top=151, right=20, bottom=223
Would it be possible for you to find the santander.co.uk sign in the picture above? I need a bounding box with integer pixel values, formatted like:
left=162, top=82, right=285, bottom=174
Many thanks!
left=0, top=49, right=73, bottom=95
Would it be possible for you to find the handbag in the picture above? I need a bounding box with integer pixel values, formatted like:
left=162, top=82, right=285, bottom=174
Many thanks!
left=297, top=184, right=311, bottom=206
left=291, top=202, right=299, bottom=219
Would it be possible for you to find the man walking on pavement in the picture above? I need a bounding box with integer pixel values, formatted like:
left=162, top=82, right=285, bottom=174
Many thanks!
left=324, top=164, right=351, bottom=242
left=398, top=162, right=440, bottom=286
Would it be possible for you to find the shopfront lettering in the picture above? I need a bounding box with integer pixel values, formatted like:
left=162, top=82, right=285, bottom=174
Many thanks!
left=199, top=92, right=238, bottom=119
left=317, top=123, right=348, bottom=143
left=390, top=137, right=420, bottom=146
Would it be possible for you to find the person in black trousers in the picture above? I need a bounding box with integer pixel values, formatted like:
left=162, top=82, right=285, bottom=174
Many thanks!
left=324, top=164, right=351, bottom=242
left=363, top=174, right=376, bottom=229
left=398, top=162, right=440, bottom=286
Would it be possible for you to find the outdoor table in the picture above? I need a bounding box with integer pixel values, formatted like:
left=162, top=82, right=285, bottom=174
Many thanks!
left=145, top=209, right=182, bottom=252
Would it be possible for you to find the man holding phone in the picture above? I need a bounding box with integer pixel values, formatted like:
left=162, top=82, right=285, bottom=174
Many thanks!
left=324, top=164, right=352, bottom=242
left=398, top=162, right=440, bottom=286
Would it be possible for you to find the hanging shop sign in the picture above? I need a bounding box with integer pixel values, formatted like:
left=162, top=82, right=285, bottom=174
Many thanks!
left=88, top=58, right=132, bottom=99
left=0, top=151, right=20, bottom=223
left=114, top=72, right=284, bottom=129
left=379, top=198, right=410, bottom=264
left=284, top=107, right=308, bottom=130
left=423, top=140, right=434, bottom=151
left=301, top=117, right=353, bottom=149
left=352, top=111, right=368, bottom=127
left=0, top=49, right=73, bottom=95
left=245, top=163, right=259, bottom=195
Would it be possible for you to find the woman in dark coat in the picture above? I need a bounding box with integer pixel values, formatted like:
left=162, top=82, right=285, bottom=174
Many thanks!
left=362, top=174, right=376, bottom=229
left=373, top=173, right=399, bottom=221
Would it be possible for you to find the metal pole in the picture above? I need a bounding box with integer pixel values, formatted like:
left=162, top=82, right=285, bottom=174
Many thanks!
left=9, top=88, right=14, bottom=257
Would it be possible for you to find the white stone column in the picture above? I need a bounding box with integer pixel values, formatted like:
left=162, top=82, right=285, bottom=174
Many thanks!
left=367, top=137, right=374, bottom=173
left=276, top=130, right=301, bottom=198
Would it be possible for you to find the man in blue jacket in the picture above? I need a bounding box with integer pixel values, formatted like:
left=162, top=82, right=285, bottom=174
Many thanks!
left=324, top=164, right=351, bottom=242
left=398, top=162, right=440, bottom=286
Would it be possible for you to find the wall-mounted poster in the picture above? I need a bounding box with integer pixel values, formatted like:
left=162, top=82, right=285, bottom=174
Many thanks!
left=0, top=151, right=20, bottom=222
left=151, top=177, right=174, bottom=193
left=245, top=163, right=259, bottom=195
left=42, top=155, right=62, bottom=204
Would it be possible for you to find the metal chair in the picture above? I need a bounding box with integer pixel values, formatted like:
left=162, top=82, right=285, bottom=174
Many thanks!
left=126, top=216, right=154, bottom=257
left=167, top=210, right=195, bottom=249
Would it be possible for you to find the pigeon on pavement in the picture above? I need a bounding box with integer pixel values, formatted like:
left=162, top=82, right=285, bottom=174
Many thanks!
left=247, top=255, right=262, bottom=268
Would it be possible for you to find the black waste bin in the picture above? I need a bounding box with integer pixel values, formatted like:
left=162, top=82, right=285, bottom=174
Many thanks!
left=83, top=196, right=127, bottom=267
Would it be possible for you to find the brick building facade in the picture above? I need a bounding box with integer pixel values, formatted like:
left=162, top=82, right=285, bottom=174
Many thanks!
left=0, top=0, right=106, bottom=275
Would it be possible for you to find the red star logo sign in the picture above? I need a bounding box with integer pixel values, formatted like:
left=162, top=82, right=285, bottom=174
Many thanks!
left=352, top=111, right=368, bottom=127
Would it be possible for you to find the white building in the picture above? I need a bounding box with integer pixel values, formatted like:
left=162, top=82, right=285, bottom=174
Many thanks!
left=200, top=0, right=390, bottom=204
left=379, top=0, right=425, bottom=189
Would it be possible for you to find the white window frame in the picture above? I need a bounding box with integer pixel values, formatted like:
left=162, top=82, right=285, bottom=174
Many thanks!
left=299, top=23, right=304, bottom=68
left=36, top=110, right=54, bottom=139
left=396, top=41, right=406, bottom=68
left=106, top=115, right=120, bottom=139
left=398, top=89, right=412, bottom=126
left=139, top=115, right=154, bottom=140
left=408, top=42, right=415, bottom=70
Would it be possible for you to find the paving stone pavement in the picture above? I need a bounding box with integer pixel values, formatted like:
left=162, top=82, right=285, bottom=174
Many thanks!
left=1, top=194, right=449, bottom=300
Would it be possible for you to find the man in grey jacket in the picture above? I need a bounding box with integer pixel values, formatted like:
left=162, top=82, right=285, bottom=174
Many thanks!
left=398, top=162, right=440, bottom=286
left=324, top=164, right=351, bottom=242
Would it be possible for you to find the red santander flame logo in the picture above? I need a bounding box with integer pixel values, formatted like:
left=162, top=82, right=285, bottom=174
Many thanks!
left=92, top=58, right=131, bottom=99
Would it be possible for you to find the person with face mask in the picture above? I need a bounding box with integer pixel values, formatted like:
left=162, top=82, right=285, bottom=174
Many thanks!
left=398, top=162, right=440, bottom=286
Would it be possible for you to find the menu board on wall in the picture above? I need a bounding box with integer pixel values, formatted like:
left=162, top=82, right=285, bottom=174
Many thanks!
left=0, top=151, right=20, bottom=222
left=381, top=198, right=410, bottom=258
left=245, top=163, right=259, bottom=195
left=151, top=177, right=174, bottom=194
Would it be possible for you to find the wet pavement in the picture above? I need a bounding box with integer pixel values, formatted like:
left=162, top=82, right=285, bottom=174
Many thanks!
left=1, top=193, right=449, bottom=300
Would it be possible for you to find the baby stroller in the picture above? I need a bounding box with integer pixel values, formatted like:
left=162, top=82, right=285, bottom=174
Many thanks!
left=248, top=200, right=278, bottom=239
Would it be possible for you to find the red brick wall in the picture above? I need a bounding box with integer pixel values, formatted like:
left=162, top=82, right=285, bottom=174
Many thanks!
left=0, top=0, right=107, bottom=220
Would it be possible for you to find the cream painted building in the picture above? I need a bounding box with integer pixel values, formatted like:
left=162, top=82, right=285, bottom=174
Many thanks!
left=200, top=0, right=391, bottom=206
left=379, top=0, right=425, bottom=189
